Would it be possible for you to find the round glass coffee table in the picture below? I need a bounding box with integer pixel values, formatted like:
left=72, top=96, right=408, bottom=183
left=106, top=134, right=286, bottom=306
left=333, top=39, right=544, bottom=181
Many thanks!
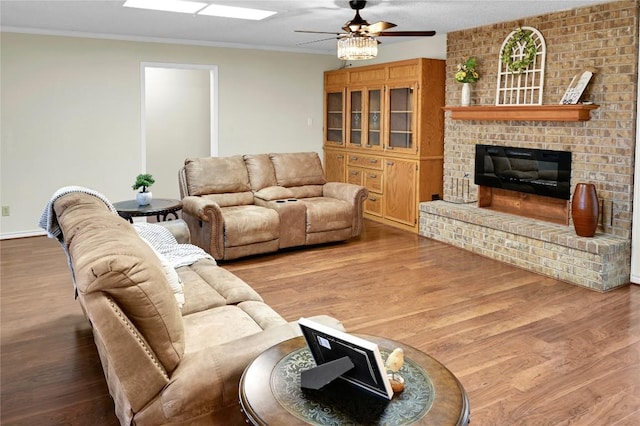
left=239, top=335, right=470, bottom=425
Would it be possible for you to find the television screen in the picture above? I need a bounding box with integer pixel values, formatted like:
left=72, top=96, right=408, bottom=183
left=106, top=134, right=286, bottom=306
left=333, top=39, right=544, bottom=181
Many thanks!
left=298, top=317, right=393, bottom=400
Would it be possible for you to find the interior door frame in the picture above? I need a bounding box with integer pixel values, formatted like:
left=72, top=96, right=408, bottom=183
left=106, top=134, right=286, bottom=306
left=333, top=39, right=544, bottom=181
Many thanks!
left=140, top=62, right=219, bottom=172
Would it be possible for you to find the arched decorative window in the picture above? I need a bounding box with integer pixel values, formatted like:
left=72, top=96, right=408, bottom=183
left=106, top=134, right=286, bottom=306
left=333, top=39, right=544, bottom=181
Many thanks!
left=496, top=26, right=546, bottom=105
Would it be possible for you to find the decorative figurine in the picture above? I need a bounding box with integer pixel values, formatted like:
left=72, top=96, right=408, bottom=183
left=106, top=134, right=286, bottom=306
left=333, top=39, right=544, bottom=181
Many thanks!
left=385, top=347, right=405, bottom=393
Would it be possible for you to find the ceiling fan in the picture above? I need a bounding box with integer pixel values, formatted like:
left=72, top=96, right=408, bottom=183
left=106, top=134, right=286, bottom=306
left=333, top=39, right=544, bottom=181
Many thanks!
left=295, top=0, right=436, bottom=59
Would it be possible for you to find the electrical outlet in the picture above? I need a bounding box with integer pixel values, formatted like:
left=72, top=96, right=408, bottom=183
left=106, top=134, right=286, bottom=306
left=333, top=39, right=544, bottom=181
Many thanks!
left=2, top=206, right=9, bottom=216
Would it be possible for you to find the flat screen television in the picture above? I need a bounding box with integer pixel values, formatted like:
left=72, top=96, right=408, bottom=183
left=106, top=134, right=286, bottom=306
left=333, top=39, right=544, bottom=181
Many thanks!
left=474, top=144, right=572, bottom=200
left=298, top=317, right=393, bottom=400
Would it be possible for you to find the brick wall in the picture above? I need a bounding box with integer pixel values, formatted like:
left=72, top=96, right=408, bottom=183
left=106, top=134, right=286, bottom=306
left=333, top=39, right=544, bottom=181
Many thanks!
left=444, top=0, right=638, bottom=239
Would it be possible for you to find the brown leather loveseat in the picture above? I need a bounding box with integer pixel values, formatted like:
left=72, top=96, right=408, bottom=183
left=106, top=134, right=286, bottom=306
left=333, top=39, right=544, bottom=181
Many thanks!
left=178, top=152, right=368, bottom=260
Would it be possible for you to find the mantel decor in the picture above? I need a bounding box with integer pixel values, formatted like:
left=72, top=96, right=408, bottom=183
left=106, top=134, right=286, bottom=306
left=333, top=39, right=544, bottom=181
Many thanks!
left=501, top=28, right=537, bottom=73
left=455, top=57, right=479, bottom=107
left=496, top=26, right=546, bottom=105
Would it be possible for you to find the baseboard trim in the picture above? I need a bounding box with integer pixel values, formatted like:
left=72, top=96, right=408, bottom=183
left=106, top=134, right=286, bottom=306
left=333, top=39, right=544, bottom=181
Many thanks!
left=0, top=230, right=47, bottom=240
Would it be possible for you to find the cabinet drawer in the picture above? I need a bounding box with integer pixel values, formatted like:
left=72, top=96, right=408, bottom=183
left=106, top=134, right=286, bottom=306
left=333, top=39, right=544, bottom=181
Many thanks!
left=347, top=154, right=383, bottom=170
left=347, top=167, right=364, bottom=185
left=364, top=171, right=383, bottom=193
left=365, top=192, right=383, bottom=216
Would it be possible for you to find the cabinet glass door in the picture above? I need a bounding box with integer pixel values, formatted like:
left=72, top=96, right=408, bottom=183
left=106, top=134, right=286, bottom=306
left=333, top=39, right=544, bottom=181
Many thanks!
left=387, top=86, right=416, bottom=153
left=367, top=89, right=382, bottom=148
left=348, top=90, right=363, bottom=147
left=325, top=90, right=344, bottom=145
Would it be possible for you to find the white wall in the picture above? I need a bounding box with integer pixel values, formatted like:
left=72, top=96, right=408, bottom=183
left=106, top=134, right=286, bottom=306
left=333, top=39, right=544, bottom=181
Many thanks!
left=0, top=32, right=446, bottom=237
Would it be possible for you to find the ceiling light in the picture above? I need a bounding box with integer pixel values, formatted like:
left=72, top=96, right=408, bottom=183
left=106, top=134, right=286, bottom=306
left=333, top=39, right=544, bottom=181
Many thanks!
left=198, top=4, right=277, bottom=20
left=123, top=0, right=207, bottom=14
left=337, top=35, right=377, bottom=61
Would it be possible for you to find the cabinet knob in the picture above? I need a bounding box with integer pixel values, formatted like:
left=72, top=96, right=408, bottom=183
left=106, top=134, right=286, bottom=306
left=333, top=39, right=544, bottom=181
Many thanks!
left=350, top=171, right=359, bottom=175
left=386, top=161, right=394, bottom=166
left=369, top=159, right=377, bottom=163
left=368, top=197, right=377, bottom=201
left=368, top=174, right=377, bottom=178
left=337, top=155, right=344, bottom=159
left=350, top=156, right=358, bottom=160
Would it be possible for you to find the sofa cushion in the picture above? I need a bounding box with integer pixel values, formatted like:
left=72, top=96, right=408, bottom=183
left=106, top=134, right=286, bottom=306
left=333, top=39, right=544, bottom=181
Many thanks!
left=184, top=156, right=251, bottom=196
left=178, top=259, right=264, bottom=316
left=244, top=154, right=277, bottom=191
left=270, top=152, right=327, bottom=187
left=254, top=186, right=295, bottom=201
left=182, top=301, right=287, bottom=354
left=222, top=205, right=280, bottom=247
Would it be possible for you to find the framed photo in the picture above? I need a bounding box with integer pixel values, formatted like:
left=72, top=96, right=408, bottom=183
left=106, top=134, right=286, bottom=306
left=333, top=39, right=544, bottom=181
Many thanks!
left=298, top=317, right=394, bottom=400
left=560, top=70, right=595, bottom=105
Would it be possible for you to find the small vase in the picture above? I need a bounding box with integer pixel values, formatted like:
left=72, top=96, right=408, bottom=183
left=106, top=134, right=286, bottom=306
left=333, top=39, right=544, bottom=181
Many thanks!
left=461, top=83, right=471, bottom=107
left=571, top=183, right=598, bottom=237
left=136, top=191, right=152, bottom=206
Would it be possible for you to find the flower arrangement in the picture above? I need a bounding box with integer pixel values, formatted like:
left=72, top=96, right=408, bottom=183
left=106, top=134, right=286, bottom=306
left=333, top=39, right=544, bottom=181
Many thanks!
left=455, top=57, right=479, bottom=83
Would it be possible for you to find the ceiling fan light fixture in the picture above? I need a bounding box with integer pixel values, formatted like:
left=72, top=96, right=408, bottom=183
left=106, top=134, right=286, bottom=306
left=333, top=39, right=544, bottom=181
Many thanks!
left=337, top=35, right=377, bottom=61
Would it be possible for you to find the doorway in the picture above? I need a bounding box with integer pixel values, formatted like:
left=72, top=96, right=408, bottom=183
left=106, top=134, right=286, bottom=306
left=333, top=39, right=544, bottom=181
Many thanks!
left=141, top=63, right=218, bottom=199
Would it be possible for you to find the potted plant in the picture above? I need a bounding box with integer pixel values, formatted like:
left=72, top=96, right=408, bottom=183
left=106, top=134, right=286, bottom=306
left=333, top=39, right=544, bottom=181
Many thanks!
left=132, top=173, right=155, bottom=206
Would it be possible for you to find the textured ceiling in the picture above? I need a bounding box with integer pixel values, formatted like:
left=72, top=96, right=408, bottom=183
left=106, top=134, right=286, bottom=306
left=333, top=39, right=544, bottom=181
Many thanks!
left=0, top=1, right=614, bottom=55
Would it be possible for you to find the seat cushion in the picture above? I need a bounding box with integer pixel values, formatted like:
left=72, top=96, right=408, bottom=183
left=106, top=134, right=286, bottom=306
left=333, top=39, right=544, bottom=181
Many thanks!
left=301, top=197, right=353, bottom=233
left=222, top=205, right=279, bottom=247
left=182, top=302, right=287, bottom=354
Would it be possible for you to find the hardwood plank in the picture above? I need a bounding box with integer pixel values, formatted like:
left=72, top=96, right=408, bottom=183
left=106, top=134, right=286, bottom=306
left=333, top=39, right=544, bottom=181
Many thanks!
left=1, top=220, right=638, bottom=425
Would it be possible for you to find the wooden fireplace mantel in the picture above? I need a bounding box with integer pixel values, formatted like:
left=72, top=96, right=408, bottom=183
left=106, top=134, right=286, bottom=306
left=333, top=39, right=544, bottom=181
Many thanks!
left=443, top=104, right=599, bottom=122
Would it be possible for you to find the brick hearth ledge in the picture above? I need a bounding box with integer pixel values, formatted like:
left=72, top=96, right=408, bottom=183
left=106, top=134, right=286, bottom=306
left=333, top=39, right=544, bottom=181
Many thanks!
left=419, top=201, right=630, bottom=292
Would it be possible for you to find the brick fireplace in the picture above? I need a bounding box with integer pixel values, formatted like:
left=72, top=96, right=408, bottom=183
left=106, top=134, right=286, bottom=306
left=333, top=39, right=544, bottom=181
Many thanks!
left=419, top=1, right=637, bottom=291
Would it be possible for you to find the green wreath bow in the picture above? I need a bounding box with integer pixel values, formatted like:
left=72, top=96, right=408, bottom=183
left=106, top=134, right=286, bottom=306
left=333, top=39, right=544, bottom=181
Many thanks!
left=501, top=28, right=537, bottom=73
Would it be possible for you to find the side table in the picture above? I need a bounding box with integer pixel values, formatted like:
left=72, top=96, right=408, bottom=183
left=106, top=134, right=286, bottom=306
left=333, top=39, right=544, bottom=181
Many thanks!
left=113, top=198, right=182, bottom=223
left=239, top=335, right=470, bottom=425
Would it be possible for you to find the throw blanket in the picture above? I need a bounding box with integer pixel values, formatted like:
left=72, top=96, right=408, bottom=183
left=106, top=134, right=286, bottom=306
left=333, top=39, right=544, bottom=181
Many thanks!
left=38, top=186, right=119, bottom=297
left=38, top=185, right=118, bottom=240
left=133, top=222, right=215, bottom=268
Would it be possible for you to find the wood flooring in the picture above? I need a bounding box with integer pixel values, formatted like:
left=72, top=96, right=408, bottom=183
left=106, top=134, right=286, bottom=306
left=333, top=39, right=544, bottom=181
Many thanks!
left=1, top=220, right=639, bottom=425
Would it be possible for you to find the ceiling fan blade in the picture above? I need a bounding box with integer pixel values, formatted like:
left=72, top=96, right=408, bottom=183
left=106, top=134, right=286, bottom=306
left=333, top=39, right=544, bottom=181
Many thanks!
left=296, top=37, right=340, bottom=46
left=295, top=30, right=344, bottom=35
left=365, top=21, right=396, bottom=35
left=377, top=30, right=436, bottom=37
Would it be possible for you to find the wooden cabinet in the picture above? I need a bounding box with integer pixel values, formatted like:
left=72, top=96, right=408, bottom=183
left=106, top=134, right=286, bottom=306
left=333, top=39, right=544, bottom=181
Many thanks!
left=323, top=58, right=445, bottom=232
left=384, top=158, right=417, bottom=225
left=324, top=150, right=346, bottom=183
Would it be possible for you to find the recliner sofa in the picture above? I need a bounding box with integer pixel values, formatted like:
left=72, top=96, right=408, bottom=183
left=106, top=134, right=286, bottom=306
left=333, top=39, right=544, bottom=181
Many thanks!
left=47, top=190, right=344, bottom=425
left=178, top=152, right=368, bottom=260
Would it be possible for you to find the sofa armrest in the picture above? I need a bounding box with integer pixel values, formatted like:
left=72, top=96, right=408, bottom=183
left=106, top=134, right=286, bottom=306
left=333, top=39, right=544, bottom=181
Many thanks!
left=323, top=182, right=368, bottom=237
left=180, top=196, right=225, bottom=259
left=154, top=219, right=191, bottom=244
